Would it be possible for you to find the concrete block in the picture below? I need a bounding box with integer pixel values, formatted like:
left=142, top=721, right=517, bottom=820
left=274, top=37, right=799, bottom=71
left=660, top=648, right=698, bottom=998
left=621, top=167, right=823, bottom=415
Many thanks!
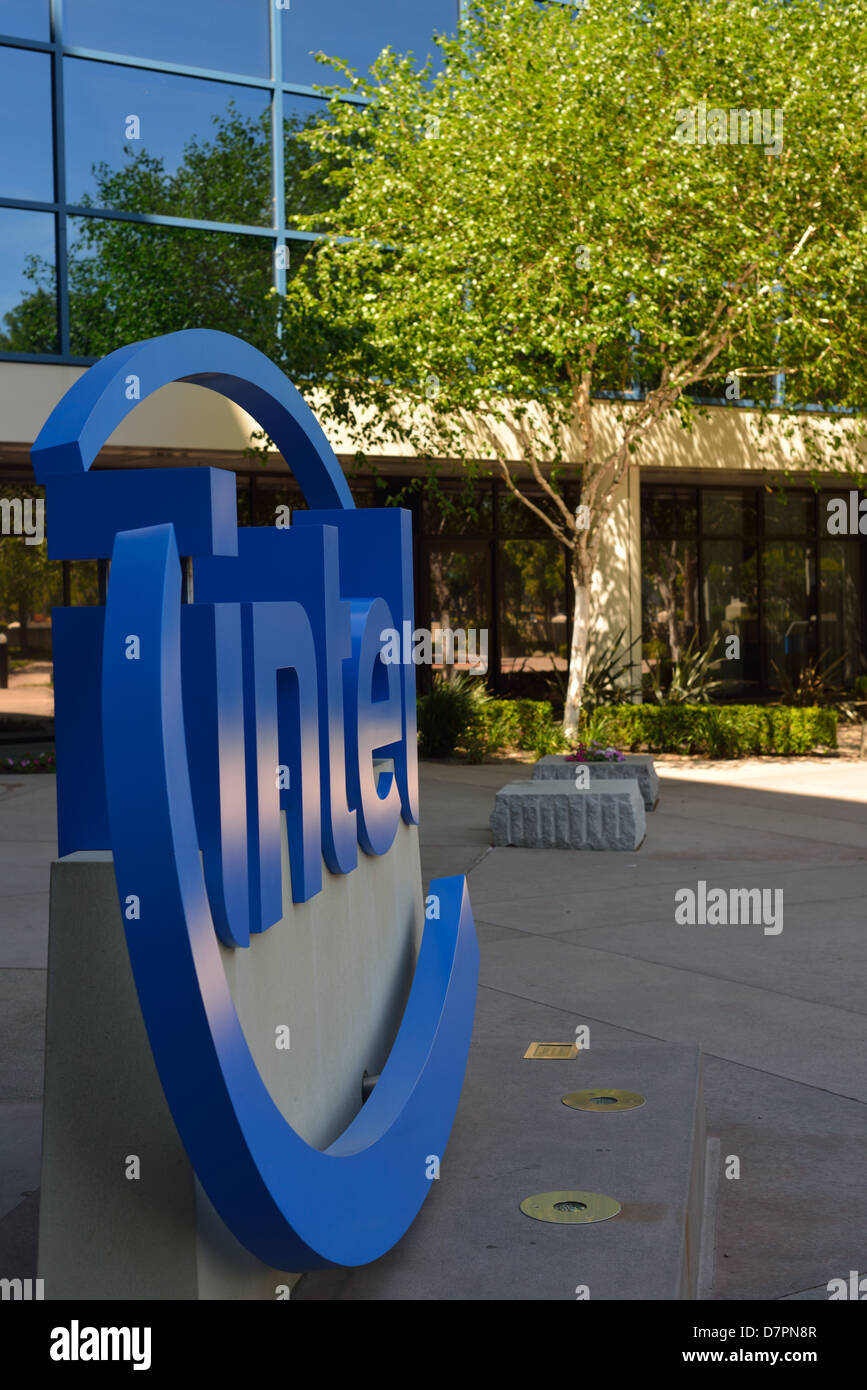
left=490, top=780, right=646, bottom=851
left=534, top=753, right=660, bottom=810
left=37, top=817, right=424, bottom=1300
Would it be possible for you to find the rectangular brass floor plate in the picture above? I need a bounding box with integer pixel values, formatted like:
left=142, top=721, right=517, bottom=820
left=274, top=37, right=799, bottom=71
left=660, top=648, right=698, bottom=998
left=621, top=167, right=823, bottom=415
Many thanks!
left=523, top=1042, right=579, bottom=1060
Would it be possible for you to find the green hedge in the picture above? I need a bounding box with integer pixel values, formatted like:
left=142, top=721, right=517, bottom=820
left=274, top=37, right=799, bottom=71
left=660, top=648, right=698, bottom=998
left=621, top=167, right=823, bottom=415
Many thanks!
left=464, top=698, right=568, bottom=759
left=417, top=690, right=567, bottom=760
left=585, top=704, right=837, bottom=757
left=419, top=693, right=838, bottom=761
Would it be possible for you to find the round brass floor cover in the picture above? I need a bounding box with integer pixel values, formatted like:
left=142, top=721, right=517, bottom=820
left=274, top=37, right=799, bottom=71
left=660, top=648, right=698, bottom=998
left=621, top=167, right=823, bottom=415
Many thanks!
left=562, top=1088, right=646, bottom=1111
left=520, top=1190, right=621, bottom=1224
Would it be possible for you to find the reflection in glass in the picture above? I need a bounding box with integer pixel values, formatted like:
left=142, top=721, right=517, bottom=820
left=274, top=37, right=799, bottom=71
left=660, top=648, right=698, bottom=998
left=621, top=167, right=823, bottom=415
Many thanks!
left=0, top=46, right=53, bottom=200
left=498, top=489, right=567, bottom=538
left=702, top=539, right=759, bottom=694
left=641, top=488, right=697, bottom=540
left=0, top=1, right=49, bottom=41
left=427, top=546, right=489, bottom=672
left=65, top=60, right=272, bottom=224
left=252, top=477, right=308, bottom=526
left=701, top=489, right=756, bottom=539
left=763, top=541, right=815, bottom=689
left=819, top=542, right=861, bottom=685
left=64, top=0, right=269, bottom=78
left=0, top=209, right=57, bottom=353
left=424, top=486, right=492, bottom=538
left=642, top=535, right=699, bottom=676
left=501, top=540, right=567, bottom=674
left=284, top=96, right=343, bottom=227
left=280, top=0, right=454, bottom=89
left=820, top=493, right=864, bottom=538
left=763, top=489, right=813, bottom=536
left=64, top=217, right=295, bottom=358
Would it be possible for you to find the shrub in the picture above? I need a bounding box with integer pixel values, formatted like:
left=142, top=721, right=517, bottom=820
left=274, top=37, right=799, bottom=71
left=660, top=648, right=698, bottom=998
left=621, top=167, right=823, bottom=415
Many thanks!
left=416, top=676, right=480, bottom=757
left=585, top=704, right=837, bottom=757
left=416, top=689, right=567, bottom=760
left=462, top=697, right=568, bottom=759
left=645, top=630, right=725, bottom=705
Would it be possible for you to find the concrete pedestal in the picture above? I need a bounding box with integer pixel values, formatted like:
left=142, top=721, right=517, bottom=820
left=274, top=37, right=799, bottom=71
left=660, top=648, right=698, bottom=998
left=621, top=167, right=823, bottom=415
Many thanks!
left=37, top=819, right=424, bottom=1300
left=491, top=780, right=646, bottom=851
left=533, top=753, right=660, bottom=810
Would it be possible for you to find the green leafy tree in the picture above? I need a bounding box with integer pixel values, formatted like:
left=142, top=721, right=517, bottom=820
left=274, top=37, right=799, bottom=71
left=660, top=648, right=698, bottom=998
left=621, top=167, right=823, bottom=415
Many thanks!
left=0, top=486, right=53, bottom=641
left=282, top=0, right=867, bottom=733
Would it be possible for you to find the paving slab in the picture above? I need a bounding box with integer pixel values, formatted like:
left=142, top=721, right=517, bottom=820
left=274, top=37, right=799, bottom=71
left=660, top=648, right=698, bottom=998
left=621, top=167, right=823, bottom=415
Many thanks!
left=0, top=779, right=59, bottom=842
left=0, top=895, right=50, bottom=969
left=0, top=1191, right=39, bottom=1281
left=0, top=970, right=46, bottom=1103
left=554, top=903, right=867, bottom=1014
left=466, top=860, right=867, bottom=935
left=0, top=1100, right=42, bottom=1224
left=295, top=1036, right=704, bottom=1301
left=477, top=934, right=867, bottom=1101
left=700, top=1054, right=867, bottom=1303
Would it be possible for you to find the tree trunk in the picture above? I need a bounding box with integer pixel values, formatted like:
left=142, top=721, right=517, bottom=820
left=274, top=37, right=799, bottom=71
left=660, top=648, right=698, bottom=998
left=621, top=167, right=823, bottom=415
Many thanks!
left=563, top=557, right=590, bottom=740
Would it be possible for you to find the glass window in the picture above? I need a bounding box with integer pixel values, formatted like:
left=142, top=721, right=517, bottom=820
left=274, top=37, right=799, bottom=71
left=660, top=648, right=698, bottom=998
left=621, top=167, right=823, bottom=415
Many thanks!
left=0, top=208, right=57, bottom=353
left=0, top=47, right=53, bottom=201
left=65, top=60, right=272, bottom=224
left=701, top=489, right=757, bottom=539
left=819, top=542, right=861, bottom=686
left=642, top=534, right=699, bottom=674
left=64, top=0, right=269, bottom=78
left=763, top=541, right=816, bottom=690
left=281, top=0, right=455, bottom=89
left=498, top=488, right=568, bottom=539
left=252, top=476, right=307, bottom=526
left=284, top=95, right=344, bottom=227
left=763, top=489, right=814, bottom=536
left=423, top=485, right=493, bottom=537
left=500, top=539, right=567, bottom=675
left=427, top=545, right=490, bottom=672
left=0, top=2, right=49, bottom=42
left=67, top=216, right=283, bottom=358
left=702, top=539, right=759, bottom=695
left=820, top=492, right=864, bottom=539
left=641, top=488, right=697, bottom=540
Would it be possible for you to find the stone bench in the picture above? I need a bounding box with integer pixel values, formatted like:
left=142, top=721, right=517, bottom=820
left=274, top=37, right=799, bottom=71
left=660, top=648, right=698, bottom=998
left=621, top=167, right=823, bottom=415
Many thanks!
left=490, top=779, right=646, bottom=850
left=533, top=753, right=659, bottom=810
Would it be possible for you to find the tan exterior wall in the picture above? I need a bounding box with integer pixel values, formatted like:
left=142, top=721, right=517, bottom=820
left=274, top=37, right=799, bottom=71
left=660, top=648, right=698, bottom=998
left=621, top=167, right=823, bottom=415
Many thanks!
left=3, top=361, right=861, bottom=686
left=2, top=360, right=862, bottom=476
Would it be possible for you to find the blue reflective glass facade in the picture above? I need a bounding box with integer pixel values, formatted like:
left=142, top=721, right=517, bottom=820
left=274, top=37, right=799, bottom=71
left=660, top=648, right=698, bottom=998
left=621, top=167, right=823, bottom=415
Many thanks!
left=0, top=47, right=54, bottom=201
left=0, top=0, right=460, bottom=362
left=64, top=60, right=273, bottom=220
left=0, top=0, right=50, bottom=42
left=64, top=0, right=271, bottom=78
left=281, top=0, right=451, bottom=88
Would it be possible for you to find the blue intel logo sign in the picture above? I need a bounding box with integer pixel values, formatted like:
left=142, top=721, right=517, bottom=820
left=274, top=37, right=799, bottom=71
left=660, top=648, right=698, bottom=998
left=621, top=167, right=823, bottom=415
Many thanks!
left=33, top=329, right=478, bottom=1271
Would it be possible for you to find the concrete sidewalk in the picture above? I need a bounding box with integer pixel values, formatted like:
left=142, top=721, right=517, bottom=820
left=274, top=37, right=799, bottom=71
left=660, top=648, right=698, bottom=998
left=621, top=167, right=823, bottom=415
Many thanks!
left=0, top=663, right=54, bottom=720
left=1, top=756, right=865, bottom=1299
left=416, top=756, right=867, bottom=1301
